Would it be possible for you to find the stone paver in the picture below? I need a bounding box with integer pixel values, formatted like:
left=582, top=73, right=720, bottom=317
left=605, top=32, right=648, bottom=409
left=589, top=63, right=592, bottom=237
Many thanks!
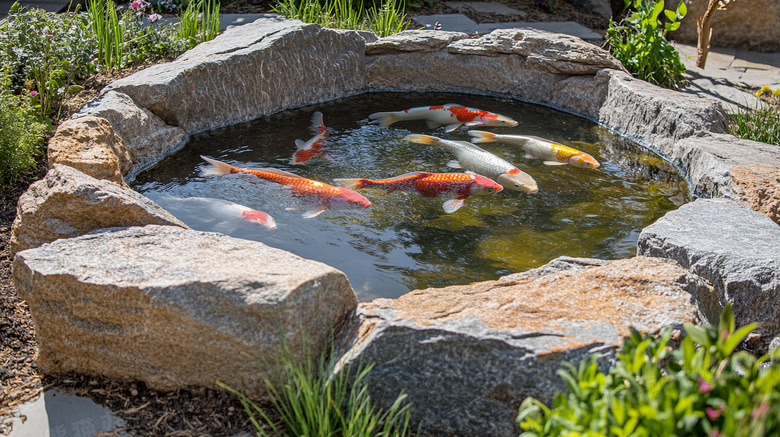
left=445, top=1, right=526, bottom=16
left=413, top=14, right=602, bottom=40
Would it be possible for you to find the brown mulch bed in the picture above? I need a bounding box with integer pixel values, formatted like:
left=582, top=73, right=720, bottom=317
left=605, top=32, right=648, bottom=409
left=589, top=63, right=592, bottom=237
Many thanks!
left=0, top=0, right=611, bottom=434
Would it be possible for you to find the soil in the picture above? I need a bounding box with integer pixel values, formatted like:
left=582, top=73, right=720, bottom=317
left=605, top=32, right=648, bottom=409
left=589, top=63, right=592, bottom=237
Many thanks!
left=0, top=1, right=612, bottom=434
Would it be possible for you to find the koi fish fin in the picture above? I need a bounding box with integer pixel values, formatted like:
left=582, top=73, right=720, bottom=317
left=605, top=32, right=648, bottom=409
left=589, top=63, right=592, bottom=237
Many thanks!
left=200, top=156, right=235, bottom=176
left=241, top=210, right=278, bottom=230
left=426, top=120, right=442, bottom=129
left=465, top=121, right=482, bottom=127
left=443, top=123, right=462, bottom=133
left=302, top=208, right=327, bottom=219
left=332, top=178, right=365, bottom=190
left=442, top=197, right=466, bottom=213
left=447, top=159, right=464, bottom=169
left=404, top=134, right=440, bottom=146
left=295, top=139, right=306, bottom=149
left=543, top=161, right=567, bottom=166
left=310, top=111, right=324, bottom=135
left=368, top=111, right=397, bottom=127
left=524, top=154, right=538, bottom=159
left=468, top=130, right=496, bottom=143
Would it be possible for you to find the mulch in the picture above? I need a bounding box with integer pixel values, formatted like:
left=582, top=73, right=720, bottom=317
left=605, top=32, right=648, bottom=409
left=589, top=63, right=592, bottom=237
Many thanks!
left=0, top=0, right=611, bottom=434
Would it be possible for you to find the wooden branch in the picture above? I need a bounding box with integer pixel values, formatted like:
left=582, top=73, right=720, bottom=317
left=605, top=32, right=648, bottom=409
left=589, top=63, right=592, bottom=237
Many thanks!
left=696, top=0, right=721, bottom=69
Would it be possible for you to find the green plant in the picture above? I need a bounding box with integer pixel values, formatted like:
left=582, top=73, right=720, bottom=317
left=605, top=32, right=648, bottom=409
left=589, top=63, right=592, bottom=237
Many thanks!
left=605, top=0, right=688, bottom=89
left=365, top=0, right=408, bottom=37
left=0, top=3, right=95, bottom=115
left=272, top=0, right=409, bottom=36
left=729, top=105, right=780, bottom=146
left=178, top=0, right=220, bottom=47
left=0, top=89, right=48, bottom=188
left=218, top=336, right=412, bottom=437
left=517, top=303, right=780, bottom=436
left=85, top=0, right=126, bottom=70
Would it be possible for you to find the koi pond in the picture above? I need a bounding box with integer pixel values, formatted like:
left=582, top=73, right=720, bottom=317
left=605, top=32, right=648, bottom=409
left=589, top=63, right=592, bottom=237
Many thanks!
left=131, top=92, right=690, bottom=301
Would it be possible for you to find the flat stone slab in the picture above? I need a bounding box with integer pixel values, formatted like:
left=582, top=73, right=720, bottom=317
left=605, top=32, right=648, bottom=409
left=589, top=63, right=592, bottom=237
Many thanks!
left=338, top=256, right=705, bottom=437
left=445, top=2, right=526, bottom=15
left=638, top=199, right=780, bottom=348
left=13, top=225, right=358, bottom=395
left=413, top=14, right=602, bottom=40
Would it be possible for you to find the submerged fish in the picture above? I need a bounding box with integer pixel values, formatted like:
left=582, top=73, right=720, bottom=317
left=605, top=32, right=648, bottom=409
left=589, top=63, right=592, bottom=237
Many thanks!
left=404, top=134, right=538, bottom=194
left=334, top=171, right=503, bottom=213
left=469, top=131, right=600, bottom=169
left=291, top=112, right=328, bottom=165
left=200, top=156, right=371, bottom=218
left=153, top=195, right=278, bottom=230
left=369, top=104, right=518, bottom=133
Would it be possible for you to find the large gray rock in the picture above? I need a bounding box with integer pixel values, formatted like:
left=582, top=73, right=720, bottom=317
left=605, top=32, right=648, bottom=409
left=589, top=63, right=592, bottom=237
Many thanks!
left=13, top=225, right=358, bottom=395
left=9, top=165, right=186, bottom=257
left=73, top=91, right=187, bottom=181
left=365, top=29, right=469, bottom=54
left=103, top=17, right=367, bottom=134
left=338, top=256, right=706, bottom=437
left=638, top=199, right=780, bottom=348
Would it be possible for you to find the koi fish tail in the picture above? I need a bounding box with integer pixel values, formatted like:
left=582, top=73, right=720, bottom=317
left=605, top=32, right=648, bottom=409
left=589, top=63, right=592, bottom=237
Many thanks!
left=368, top=111, right=397, bottom=127
left=201, top=156, right=235, bottom=176
left=404, top=134, right=440, bottom=146
left=332, top=178, right=371, bottom=190
left=468, top=130, right=497, bottom=143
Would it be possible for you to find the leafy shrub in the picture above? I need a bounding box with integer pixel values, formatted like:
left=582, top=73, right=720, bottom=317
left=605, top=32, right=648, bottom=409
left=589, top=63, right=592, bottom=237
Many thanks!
left=0, top=3, right=96, bottom=115
left=219, top=337, right=412, bottom=437
left=605, top=0, right=688, bottom=89
left=0, top=89, right=48, bottom=188
left=517, top=303, right=780, bottom=437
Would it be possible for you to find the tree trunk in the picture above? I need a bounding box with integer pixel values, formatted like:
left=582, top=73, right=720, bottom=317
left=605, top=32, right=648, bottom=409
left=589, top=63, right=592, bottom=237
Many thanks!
left=696, top=0, right=720, bottom=69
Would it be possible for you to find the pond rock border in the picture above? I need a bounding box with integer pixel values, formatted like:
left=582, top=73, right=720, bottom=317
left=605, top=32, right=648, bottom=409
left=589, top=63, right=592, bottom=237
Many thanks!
left=11, top=17, right=780, bottom=437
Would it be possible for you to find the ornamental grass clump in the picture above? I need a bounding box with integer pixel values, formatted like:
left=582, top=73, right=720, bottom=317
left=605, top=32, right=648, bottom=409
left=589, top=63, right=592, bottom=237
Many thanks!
left=517, top=303, right=780, bottom=437
left=218, top=336, right=412, bottom=437
left=605, top=0, right=688, bottom=89
left=272, top=0, right=409, bottom=37
left=729, top=86, right=780, bottom=147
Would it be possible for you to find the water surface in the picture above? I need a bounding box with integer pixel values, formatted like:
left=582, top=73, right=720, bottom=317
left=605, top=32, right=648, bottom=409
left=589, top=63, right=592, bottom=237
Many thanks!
left=132, top=93, right=689, bottom=301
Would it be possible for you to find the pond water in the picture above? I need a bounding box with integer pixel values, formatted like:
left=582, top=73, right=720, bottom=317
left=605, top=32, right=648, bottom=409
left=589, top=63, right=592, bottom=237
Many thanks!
left=131, top=92, right=690, bottom=301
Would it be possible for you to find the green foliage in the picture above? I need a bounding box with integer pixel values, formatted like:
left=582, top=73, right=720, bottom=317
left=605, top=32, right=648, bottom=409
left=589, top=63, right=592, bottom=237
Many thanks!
left=218, top=336, right=412, bottom=437
left=0, top=88, right=48, bottom=188
left=0, top=3, right=96, bottom=115
left=729, top=89, right=780, bottom=146
left=272, top=0, right=410, bottom=37
left=605, top=0, right=688, bottom=89
left=517, top=303, right=780, bottom=436
left=85, top=0, right=125, bottom=70
left=178, top=0, right=221, bottom=47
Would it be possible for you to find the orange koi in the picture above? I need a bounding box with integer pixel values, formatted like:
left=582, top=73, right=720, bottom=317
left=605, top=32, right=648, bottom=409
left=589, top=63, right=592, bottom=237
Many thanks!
left=291, top=112, right=328, bottom=165
left=369, top=103, right=518, bottom=132
left=469, top=131, right=600, bottom=169
left=201, top=156, right=371, bottom=218
left=333, top=171, right=503, bottom=213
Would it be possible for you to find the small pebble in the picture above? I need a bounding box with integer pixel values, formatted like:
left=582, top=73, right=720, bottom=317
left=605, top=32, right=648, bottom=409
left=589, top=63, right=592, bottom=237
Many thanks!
left=131, top=389, right=139, bottom=396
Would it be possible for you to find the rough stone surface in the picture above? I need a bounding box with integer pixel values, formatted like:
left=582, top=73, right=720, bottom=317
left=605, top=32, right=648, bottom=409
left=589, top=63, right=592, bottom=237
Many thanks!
left=47, top=116, right=131, bottom=185
left=446, top=28, right=624, bottom=74
left=13, top=225, right=358, bottom=394
left=103, top=17, right=367, bottom=134
left=675, top=0, right=780, bottom=53
left=9, top=165, right=186, bottom=258
left=73, top=91, right=187, bottom=181
left=671, top=133, right=780, bottom=199
left=338, top=256, right=706, bottom=437
left=365, top=30, right=469, bottom=55
left=638, top=199, right=780, bottom=348
left=730, top=165, right=780, bottom=225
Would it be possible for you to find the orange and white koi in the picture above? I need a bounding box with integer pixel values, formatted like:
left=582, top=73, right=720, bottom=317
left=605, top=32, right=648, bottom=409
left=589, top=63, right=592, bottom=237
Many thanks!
left=201, top=156, right=371, bottom=218
left=469, top=131, right=600, bottom=169
left=334, top=171, right=503, bottom=213
left=369, top=104, right=518, bottom=133
left=154, top=195, right=277, bottom=230
left=291, top=112, right=328, bottom=165
left=404, top=134, right=538, bottom=194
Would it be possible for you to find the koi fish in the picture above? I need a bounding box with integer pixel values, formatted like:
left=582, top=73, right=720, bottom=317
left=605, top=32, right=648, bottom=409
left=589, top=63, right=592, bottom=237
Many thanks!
left=469, top=131, right=600, bottom=169
left=404, top=134, right=538, bottom=194
left=200, top=156, right=371, bottom=218
left=152, top=195, right=278, bottom=230
left=333, top=171, right=503, bottom=213
left=369, top=104, right=518, bottom=133
left=291, top=112, right=328, bottom=165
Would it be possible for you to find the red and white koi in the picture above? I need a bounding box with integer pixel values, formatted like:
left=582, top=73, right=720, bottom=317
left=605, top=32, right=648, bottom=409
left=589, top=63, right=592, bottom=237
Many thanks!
left=291, top=112, right=328, bottom=165
left=369, top=104, right=518, bottom=133
left=334, top=171, right=503, bottom=213
left=469, top=131, right=601, bottom=169
left=404, top=134, right=538, bottom=194
left=154, top=195, right=277, bottom=230
left=201, top=156, right=371, bottom=218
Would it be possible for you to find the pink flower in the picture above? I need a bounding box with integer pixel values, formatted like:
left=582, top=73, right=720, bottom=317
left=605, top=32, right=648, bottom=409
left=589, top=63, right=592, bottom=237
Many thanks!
left=131, top=1, right=141, bottom=8
left=752, top=403, right=770, bottom=419
left=147, top=13, right=161, bottom=23
left=721, top=330, right=729, bottom=339
left=706, top=406, right=722, bottom=420
left=42, top=26, right=53, bottom=39
left=698, top=376, right=712, bottom=393
left=30, top=91, right=38, bottom=96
